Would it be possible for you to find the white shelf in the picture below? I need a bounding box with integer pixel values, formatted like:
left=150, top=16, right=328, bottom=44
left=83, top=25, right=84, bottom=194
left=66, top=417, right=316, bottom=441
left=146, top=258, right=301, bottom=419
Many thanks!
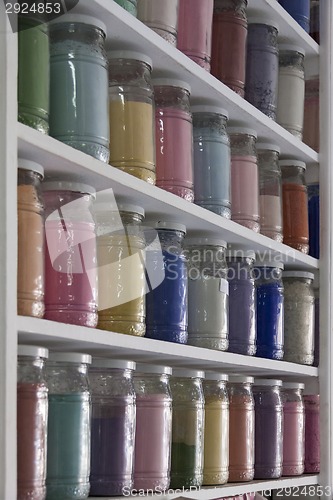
left=18, top=317, right=318, bottom=379
left=89, top=475, right=319, bottom=500
left=65, top=0, right=319, bottom=164
left=18, top=123, right=319, bottom=271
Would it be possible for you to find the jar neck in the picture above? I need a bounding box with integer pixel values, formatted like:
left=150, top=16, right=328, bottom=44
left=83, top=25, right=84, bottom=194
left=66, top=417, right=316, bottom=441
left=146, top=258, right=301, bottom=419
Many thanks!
left=230, top=134, right=257, bottom=157
left=254, top=266, right=283, bottom=281
left=193, top=113, right=228, bottom=132
left=18, top=169, right=43, bottom=186
left=158, top=229, right=185, bottom=254
left=109, top=59, right=152, bottom=93
left=18, top=356, right=46, bottom=384
left=282, top=166, right=306, bottom=183
left=50, top=23, right=106, bottom=46
left=154, top=86, right=191, bottom=112
left=187, top=245, right=227, bottom=277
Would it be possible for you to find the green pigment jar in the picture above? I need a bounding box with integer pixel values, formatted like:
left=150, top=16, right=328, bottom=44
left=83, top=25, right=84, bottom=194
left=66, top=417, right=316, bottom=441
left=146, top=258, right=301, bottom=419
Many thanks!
left=18, top=17, right=50, bottom=134
left=114, top=0, right=138, bottom=16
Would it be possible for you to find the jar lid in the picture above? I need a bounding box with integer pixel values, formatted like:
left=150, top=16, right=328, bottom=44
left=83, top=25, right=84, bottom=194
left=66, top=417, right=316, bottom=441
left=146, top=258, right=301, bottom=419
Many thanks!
left=172, top=368, right=205, bottom=379
left=185, top=237, right=227, bottom=248
left=229, top=375, right=254, bottom=384
left=279, top=159, right=306, bottom=169
left=153, top=78, right=191, bottom=94
left=118, top=203, right=145, bottom=217
left=227, top=249, right=256, bottom=260
left=92, top=359, right=136, bottom=370
left=48, top=352, right=92, bottom=364
left=283, top=271, right=315, bottom=280
left=228, top=127, right=258, bottom=138
left=205, top=372, right=228, bottom=381
left=191, top=105, right=229, bottom=119
left=155, top=221, right=187, bottom=234
left=254, top=259, right=284, bottom=269
left=283, top=382, right=305, bottom=390
left=254, top=378, right=282, bottom=387
left=49, top=14, right=107, bottom=36
left=248, top=17, right=279, bottom=31
left=256, top=143, right=281, bottom=154
left=18, top=159, right=44, bottom=178
left=18, top=345, right=49, bottom=359
left=43, top=181, right=96, bottom=197
left=107, top=50, right=153, bottom=69
left=136, top=363, right=172, bottom=376
left=279, top=44, right=306, bottom=56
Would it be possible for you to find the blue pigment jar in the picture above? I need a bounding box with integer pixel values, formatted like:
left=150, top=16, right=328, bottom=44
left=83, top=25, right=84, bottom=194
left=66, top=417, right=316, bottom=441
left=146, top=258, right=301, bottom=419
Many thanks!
left=278, top=0, right=310, bottom=33
left=308, top=182, right=319, bottom=259
left=146, top=221, right=188, bottom=344
left=192, top=105, right=231, bottom=218
left=245, top=18, right=279, bottom=120
left=254, top=260, right=284, bottom=360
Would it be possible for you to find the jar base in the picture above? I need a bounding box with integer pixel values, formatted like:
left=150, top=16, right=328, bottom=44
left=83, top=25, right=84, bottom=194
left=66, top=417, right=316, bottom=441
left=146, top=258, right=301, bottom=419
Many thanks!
left=46, top=482, right=90, bottom=499
left=90, top=479, right=133, bottom=496
left=256, top=347, right=284, bottom=360
left=282, top=465, right=305, bottom=476
left=228, top=469, right=254, bottom=482
left=18, top=485, right=46, bottom=500
left=146, top=328, right=188, bottom=344
left=187, top=336, right=228, bottom=351
left=149, top=26, right=177, bottom=46
left=305, top=463, right=320, bottom=473
left=232, top=218, right=260, bottom=232
left=283, top=241, right=309, bottom=254
left=112, top=165, right=156, bottom=185
left=283, top=353, right=314, bottom=365
left=170, top=474, right=203, bottom=489
left=196, top=203, right=231, bottom=219
left=254, top=466, right=282, bottom=479
left=18, top=299, right=45, bottom=318
left=181, top=52, right=211, bottom=72
left=228, top=342, right=256, bottom=356
left=203, top=470, right=229, bottom=485
left=260, top=230, right=283, bottom=243
left=156, top=184, right=194, bottom=202
left=18, top=113, right=49, bottom=135
left=54, top=139, right=110, bottom=163
left=98, top=320, right=146, bottom=337
left=44, top=310, right=98, bottom=328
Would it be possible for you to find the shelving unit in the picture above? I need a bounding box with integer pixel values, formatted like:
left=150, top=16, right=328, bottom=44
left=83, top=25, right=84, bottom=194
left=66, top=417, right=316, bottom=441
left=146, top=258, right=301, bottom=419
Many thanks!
left=1, top=0, right=331, bottom=498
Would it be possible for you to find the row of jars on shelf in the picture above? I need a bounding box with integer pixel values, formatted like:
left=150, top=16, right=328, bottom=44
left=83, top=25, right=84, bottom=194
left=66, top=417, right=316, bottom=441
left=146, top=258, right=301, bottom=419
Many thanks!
left=115, top=0, right=319, bottom=130
left=18, top=14, right=320, bottom=206
left=18, top=161, right=319, bottom=365
left=17, top=346, right=320, bottom=500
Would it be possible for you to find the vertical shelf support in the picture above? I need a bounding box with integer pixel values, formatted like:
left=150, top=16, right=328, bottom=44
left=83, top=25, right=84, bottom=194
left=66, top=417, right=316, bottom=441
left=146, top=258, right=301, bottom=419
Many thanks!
left=319, top=0, right=333, bottom=492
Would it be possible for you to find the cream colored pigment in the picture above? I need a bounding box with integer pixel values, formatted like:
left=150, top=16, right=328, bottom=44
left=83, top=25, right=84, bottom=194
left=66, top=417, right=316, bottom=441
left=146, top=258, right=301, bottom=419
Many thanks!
left=18, top=184, right=45, bottom=317
left=97, top=234, right=146, bottom=336
left=109, top=100, right=155, bottom=184
left=203, top=396, right=229, bottom=485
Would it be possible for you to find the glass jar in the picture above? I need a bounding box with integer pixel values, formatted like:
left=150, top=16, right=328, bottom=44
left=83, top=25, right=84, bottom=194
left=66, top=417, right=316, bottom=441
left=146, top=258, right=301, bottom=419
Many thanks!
left=18, top=17, right=49, bottom=134
left=229, top=127, right=260, bottom=232
left=17, top=345, right=49, bottom=500
left=154, top=79, right=194, bottom=202
left=304, top=76, right=319, bottom=152
left=108, top=51, right=155, bottom=184
left=133, top=364, right=172, bottom=491
left=114, top=0, right=137, bottom=16
left=308, top=181, right=320, bottom=259
left=281, top=160, right=309, bottom=253
left=43, top=181, right=98, bottom=327
left=203, top=373, right=229, bottom=486
left=226, top=249, right=256, bottom=356
left=186, top=237, right=229, bottom=351
left=146, top=222, right=188, bottom=344
left=283, top=271, right=315, bottom=365
left=46, top=352, right=92, bottom=499
left=177, top=0, right=214, bottom=71
left=192, top=106, right=231, bottom=218
left=17, top=159, right=45, bottom=318
left=257, top=143, right=283, bottom=242
left=279, top=0, right=310, bottom=32
left=137, top=0, right=179, bottom=45
left=282, top=382, right=305, bottom=476
left=314, top=279, right=320, bottom=367
left=89, top=359, right=136, bottom=495
left=253, top=379, right=283, bottom=479
left=277, top=45, right=305, bottom=139
left=49, top=15, right=109, bottom=162
left=211, top=0, right=248, bottom=96
left=95, top=203, right=146, bottom=336
left=310, top=0, right=320, bottom=43
left=228, top=376, right=255, bottom=482
left=170, top=369, right=205, bottom=488
left=254, top=260, right=284, bottom=360
left=245, top=19, right=279, bottom=120
left=304, top=394, right=320, bottom=473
